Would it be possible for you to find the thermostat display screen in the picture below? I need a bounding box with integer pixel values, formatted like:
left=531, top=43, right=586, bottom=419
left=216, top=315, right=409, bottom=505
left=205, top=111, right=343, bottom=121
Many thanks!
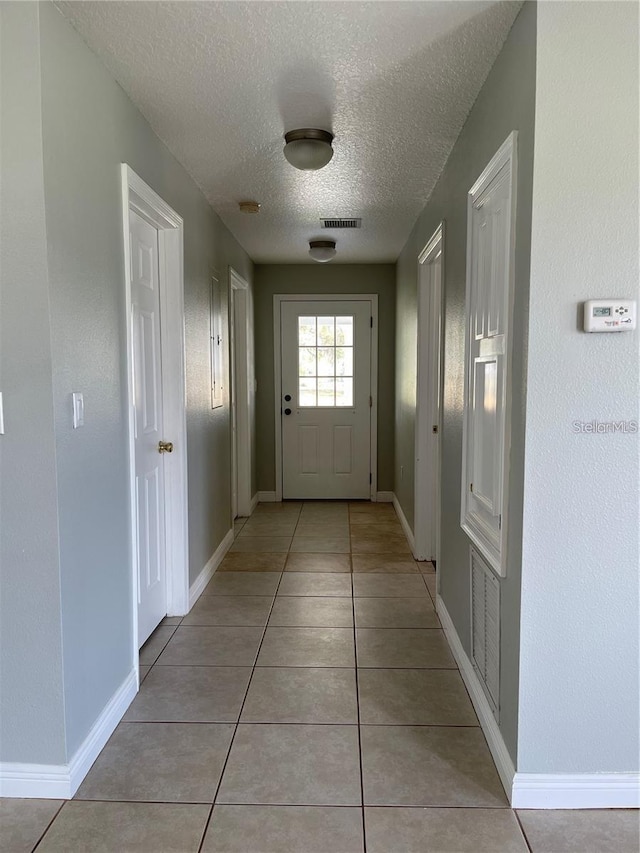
left=593, top=306, right=611, bottom=317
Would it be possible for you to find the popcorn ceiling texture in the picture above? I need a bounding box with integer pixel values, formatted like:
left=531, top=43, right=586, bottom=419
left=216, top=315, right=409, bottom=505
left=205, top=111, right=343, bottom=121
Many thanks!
left=55, top=0, right=521, bottom=263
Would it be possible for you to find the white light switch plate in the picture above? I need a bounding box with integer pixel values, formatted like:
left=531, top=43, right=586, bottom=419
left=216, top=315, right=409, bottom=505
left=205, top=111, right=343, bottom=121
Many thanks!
left=72, top=392, right=84, bottom=428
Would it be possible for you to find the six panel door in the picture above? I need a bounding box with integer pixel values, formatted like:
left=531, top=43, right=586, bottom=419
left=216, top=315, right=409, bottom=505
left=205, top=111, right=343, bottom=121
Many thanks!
left=130, top=209, right=168, bottom=646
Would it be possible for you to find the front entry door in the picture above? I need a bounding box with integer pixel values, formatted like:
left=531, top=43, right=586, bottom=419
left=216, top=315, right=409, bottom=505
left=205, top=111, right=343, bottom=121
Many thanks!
left=281, top=300, right=372, bottom=499
left=130, top=209, right=168, bottom=647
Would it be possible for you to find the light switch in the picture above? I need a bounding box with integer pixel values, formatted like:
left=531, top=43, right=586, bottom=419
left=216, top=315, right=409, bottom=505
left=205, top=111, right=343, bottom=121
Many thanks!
left=72, top=392, right=84, bottom=428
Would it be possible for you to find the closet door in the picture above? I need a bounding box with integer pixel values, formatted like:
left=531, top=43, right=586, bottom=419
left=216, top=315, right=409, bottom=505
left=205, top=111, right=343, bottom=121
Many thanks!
left=461, top=133, right=517, bottom=576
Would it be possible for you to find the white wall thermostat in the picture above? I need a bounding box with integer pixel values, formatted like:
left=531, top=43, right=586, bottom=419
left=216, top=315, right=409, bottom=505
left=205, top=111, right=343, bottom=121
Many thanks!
left=583, top=299, right=636, bottom=333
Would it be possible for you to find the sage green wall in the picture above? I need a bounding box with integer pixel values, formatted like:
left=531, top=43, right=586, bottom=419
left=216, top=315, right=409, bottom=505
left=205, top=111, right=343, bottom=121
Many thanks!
left=254, top=265, right=396, bottom=494
left=1, top=0, right=253, bottom=766
left=394, top=1, right=536, bottom=763
left=0, top=1, right=67, bottom=765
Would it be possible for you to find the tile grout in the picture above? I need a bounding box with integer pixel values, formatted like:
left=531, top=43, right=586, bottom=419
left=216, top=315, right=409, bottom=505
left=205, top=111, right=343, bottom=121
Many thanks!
left=38, top=503, right=534, bottom=851
left=350, top=505, right=368, bottom=853
left=196, top=543, right=289, bottom=852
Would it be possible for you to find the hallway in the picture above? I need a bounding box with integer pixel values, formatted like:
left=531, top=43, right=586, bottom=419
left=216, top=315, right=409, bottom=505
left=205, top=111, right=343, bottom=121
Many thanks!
left=4, top=501, right=637, bottom=852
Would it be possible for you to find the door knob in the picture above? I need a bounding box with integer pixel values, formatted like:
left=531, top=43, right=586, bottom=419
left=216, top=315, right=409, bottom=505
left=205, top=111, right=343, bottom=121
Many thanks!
left=158, top=441, right=174, bottom=453
left=284, top=408, right=292, bottom=416
left=284, top=394, right=292, bottom=402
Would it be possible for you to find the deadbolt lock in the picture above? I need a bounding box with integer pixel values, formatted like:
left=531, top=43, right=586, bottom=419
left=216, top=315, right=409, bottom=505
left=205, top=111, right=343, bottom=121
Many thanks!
left=158, top=441, right=174, bottom=454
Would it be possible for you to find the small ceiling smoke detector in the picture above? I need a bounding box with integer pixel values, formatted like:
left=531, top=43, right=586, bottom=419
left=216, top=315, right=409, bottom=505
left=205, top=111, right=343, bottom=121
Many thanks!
left=238, top=201, right=261, bottom=214
left=309, top=239, right=336, bottom=263
left=284, top=129, right=334, bottom=171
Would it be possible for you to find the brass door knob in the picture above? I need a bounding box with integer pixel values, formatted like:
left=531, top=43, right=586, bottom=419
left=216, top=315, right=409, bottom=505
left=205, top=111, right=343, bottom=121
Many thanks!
left=158, top=441, right=174, bottom=453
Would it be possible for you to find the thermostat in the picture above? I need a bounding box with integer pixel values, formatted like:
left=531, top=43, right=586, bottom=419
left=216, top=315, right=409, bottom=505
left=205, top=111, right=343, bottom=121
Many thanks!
left=583, top=299, right=636, bottom=332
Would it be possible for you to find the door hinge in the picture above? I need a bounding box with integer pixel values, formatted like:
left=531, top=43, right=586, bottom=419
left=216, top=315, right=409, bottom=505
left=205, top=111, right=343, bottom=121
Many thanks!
left=498, top=514, right=502, bottom=530
left=369, top=395, right=373, bottom=408
left=469, top=482, right=473, bottom=493
left=370, top=316, right=373, bottom=328
left=369, top=473, right=372, bottom=484
left=432, top=425, right=438, bottom=434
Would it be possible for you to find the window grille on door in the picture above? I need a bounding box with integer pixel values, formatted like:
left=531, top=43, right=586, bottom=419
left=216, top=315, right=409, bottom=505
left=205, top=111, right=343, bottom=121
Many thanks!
left=297, top=315, right=354, bottom=407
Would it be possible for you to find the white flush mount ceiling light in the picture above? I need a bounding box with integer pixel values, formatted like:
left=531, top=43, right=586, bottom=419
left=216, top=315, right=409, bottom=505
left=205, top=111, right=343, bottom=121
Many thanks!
left=309, top=239, right=336, bottom=263
left=283, top=129, right=334, bottom=171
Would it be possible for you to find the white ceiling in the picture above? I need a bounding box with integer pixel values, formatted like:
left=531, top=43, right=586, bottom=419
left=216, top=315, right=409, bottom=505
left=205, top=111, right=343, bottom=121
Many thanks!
left=56, top=1, right=521, bottom=263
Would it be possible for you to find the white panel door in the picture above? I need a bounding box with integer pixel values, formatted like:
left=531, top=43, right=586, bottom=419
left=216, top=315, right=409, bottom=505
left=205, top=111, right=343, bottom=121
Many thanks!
left=281, top=300, right=371, bottom=499
left=461, top=133, right=517, bottom=576
left=130, top=209, right=167, bottom=646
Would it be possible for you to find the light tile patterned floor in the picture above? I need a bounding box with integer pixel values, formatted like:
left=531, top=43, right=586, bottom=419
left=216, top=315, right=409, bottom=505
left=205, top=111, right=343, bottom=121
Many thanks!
left=2, top=501, right=637, bottom=852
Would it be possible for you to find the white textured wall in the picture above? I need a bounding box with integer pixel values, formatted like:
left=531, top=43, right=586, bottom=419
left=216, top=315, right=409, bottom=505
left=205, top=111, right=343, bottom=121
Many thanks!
left=519, top=1, right=639, bottom=773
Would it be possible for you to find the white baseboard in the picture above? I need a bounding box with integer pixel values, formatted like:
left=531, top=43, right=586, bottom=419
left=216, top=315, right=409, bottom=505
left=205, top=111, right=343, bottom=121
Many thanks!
left=257, top=490, right=277, bottom=503
left=376, top=491, right=394, bottom=503
left=392, top=493, right=416, bottom=556
left=438, top=595, right=640, bottom=810
left=0, top=762, right=71, bottom=800
left=189, top=528, right=234, bottom=609
left=511, top=772, right=640, bottom=809
left=250, top=492, right=260, bottom=513
left=68, top=670, right=137, bottom=796
left=436, top=594, right=516, bottom=801
left=0, top=669, right=137, bottom=799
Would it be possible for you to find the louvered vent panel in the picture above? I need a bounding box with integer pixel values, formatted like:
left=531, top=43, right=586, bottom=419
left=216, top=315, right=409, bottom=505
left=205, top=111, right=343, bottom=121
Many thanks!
left=321, top=218, right=362, bottom=229
left=471, top=548, right=500, bottom=719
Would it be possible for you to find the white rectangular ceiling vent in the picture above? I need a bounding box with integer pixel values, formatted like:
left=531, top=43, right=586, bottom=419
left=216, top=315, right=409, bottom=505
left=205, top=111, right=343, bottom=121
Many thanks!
left=471, top=548, right=500, bottom=721
left=321, top=218, right=362, bottom=229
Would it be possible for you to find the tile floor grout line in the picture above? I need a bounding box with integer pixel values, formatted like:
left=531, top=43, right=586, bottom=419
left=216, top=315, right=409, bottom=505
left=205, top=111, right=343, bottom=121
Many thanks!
left=139, top=624, right=180, bottom=667
left=30, top=800, right=67, bottom=852
left=514, top=809, right=535, bottom=852
left=150, top=663, right=458, bottom=670
left=49, top=502, right=522, bottom=849
left=119, top=720, right=481, bottom=728
left=349, top=506, right=368, bottom=853
left=38, top=796, right=516, bottom=810
left=196, top=501, right=297, bottom=850
left=196, top=559, right=286, bottom=853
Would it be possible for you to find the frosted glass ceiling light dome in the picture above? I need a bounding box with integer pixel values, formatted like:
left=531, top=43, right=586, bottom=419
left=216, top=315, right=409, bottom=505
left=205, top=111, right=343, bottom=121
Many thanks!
left=309, top=240, right=336, bottom=263
left=283, top=129, right=334, bottom=171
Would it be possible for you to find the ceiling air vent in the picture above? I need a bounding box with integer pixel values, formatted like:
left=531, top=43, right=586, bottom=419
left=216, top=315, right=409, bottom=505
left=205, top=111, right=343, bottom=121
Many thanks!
left=321, top=218, right=362, bottom=229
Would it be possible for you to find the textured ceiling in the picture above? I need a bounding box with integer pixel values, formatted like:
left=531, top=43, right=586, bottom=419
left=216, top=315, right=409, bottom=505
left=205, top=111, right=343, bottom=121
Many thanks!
left=56, top=1, right=521, bottom=263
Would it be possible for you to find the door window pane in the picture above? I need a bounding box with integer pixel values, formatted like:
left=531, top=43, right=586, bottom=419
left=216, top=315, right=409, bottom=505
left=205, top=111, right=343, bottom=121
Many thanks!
left=298, top=317, right=316, bottom=346
left=299, top=377, right=317, bottom=407
left=335, top=347, right=353, bottom=377
left=297, top=314, right=354, bottom=407
left=317, top=378, right=335, bottom=406
left=336, top=377, right=353, bottom=407
left=336, top=317, right=354, bottom=346
left=316, top=347, right=335, bottom=377
left=299, top=347, right=316, bottom=376
left=317, top=317, right=335, bottom=346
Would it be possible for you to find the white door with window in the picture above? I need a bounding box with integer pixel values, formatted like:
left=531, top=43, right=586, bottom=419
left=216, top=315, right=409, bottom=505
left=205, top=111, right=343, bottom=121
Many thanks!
left=281, top=300, right=372, bottom=499
left=130, top=209, right=168, bottom=646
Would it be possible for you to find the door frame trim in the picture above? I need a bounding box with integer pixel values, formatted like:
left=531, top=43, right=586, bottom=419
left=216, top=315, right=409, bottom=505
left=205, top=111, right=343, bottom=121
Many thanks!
left=229, top=267, right=253, bottom=517
left=415, top=223, right=444, bottom=563
left=273, top=293, right=379, bottom=501
left=120, top=165, right=189, bottom=678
